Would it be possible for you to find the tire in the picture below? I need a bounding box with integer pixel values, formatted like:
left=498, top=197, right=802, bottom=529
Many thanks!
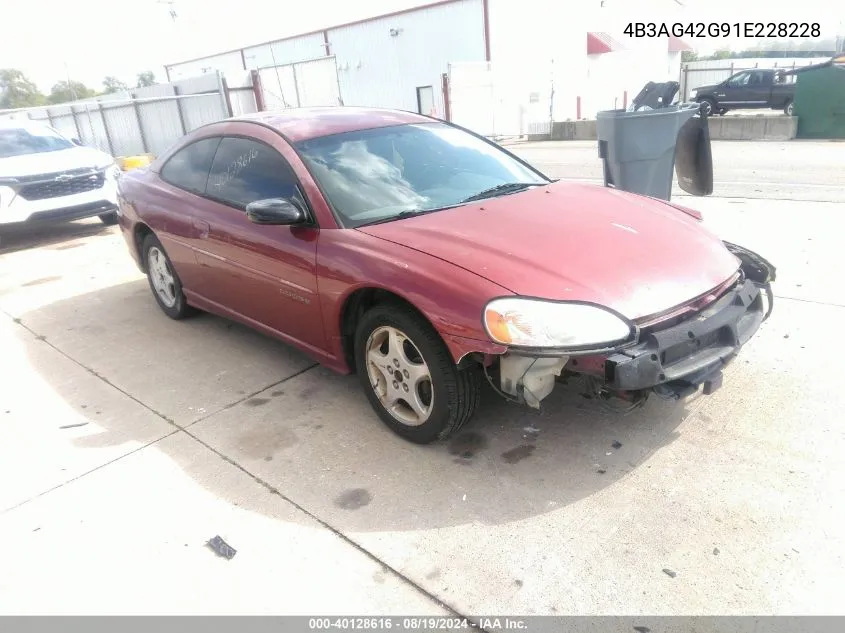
left=784, top=101, right=794, bottom=116
left=354, top=302, right=481, bottom=444
left=98, top=211, right=118, bottom=225
left=699, top=98, right=716, bottom=117
left=141, top=233, right=196, bottom=320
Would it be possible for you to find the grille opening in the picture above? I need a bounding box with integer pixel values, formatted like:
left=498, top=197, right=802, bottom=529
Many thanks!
left=19, top=170, right=105, bottom=201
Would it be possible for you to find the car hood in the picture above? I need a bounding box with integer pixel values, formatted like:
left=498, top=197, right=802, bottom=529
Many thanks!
left=0, top=146, right=114, bottom=178
left=357, top=182, right=740, bottom=321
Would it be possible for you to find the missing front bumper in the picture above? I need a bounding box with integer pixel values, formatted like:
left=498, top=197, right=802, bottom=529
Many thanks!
left=604, top=278, right=764, bottom=394
left=496, top=277, right=766, bottom=408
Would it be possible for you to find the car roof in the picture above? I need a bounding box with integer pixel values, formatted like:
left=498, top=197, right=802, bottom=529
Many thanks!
left=231, top=107, right=435, bottom=143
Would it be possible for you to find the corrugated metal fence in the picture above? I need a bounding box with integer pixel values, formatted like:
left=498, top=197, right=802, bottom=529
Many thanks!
left=1, top=72, right=259, bottom=158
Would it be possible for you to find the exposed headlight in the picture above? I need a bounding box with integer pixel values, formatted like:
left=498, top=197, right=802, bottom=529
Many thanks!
left=483, top=298, right=634, bottom=350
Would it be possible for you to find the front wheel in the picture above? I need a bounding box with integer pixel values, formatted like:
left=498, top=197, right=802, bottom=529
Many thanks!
left=784, top=101, right=794, bottom=116
left=354, top=303, right=481, bottom=444
left=698, top=98, right=716, bottom=117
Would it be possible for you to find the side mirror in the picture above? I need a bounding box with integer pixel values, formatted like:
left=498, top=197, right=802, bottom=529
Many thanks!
left=674, top=115, right=713, bottom=197
left=245, top=198, right=306, bottom=225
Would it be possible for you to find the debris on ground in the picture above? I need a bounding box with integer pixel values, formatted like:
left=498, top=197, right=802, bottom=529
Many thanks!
left=784, top=333, right=790, bottom=339
left=662, top=568, right=677, bottom=578
left=612, top=440, right=623, bottom=449
left=523, top=425, right=540, bottom=435
left=713, top=547, right=720, bottom=555
left=206, top=535, right=237, bottom=560
left=634, top=627, right=652, bottom=633
left=606, top=451, right=612, bottom=456
left=462, top=494, right=467, bottom=501
left=597, top=468, right=607, bottom=474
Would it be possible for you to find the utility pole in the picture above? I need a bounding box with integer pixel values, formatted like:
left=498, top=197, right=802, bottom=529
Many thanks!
left=64, top=62, right=78, bottom=101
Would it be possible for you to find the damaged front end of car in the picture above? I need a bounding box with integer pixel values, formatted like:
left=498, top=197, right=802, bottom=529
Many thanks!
left=485, top=242, right=776, bottom=410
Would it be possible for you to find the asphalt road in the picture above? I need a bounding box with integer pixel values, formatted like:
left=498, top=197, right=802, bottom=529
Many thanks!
left=1, top=141, right=843, bottom=616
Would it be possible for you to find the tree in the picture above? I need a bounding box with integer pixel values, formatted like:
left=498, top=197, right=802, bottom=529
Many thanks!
left=0, top=68, right=45, bottom=109
left=681, top=50, right=698, bottom=63
left=710, top=49, right=733, bottom=60
left=136, top=71, right=156, bottom=88
left=47, top=80, right=96, bottom=104
left=102, top=76, right=128, bottom=94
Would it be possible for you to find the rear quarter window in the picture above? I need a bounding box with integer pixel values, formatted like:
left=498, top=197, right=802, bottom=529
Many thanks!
left=160, top=137, right=221, bottom=194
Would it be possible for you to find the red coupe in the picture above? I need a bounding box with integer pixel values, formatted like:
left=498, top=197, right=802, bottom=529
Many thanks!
left=116, top=108, right=775, bottom=444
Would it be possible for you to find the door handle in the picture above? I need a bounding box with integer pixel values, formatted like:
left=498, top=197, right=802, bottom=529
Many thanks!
left=193, top=219, right=210, bottom=239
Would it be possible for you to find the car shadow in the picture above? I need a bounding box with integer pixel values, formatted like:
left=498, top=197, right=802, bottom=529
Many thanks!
left=18, top=278, right=698, bottom=532
left=0, top=219, right=112, bottom=255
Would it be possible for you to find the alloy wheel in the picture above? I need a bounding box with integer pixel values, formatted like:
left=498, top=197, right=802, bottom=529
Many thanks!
left=148, top=246, right=177, bottom=308
left=365, top=325, right=434, bottom=426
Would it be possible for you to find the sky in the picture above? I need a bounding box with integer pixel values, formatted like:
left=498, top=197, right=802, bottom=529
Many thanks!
left=1, top=0, right=840, bottom=93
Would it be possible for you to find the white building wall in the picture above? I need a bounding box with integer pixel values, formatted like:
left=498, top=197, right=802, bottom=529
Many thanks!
left=487, top=0, right=596, bottom=122
left=328, top=0, right=485, bottom=116
left=166, top=51, right=245, bottom=81
left=242, top=33, right=327, bottom=70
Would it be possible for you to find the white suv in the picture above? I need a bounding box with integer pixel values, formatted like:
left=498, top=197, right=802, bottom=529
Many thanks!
left=0, top=121, right=121, bottom=227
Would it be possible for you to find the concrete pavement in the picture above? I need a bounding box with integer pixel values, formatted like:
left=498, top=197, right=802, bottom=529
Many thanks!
left=1, top=141, right=843, bottom=615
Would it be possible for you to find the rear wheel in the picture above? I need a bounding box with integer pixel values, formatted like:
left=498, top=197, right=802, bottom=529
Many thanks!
left=142, top=233, right=196, bottom=320
left=354, top=303, right=481, bottom=444
left=98, top=211, right=118, bottom=225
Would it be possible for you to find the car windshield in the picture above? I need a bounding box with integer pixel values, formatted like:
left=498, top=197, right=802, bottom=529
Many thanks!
left=0, top=126, right=75, bottom=159
left=295, top=122, right=548, bottom=227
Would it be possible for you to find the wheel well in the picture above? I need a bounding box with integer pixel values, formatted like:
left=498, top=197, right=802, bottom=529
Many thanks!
left=340, top=288, right=432, bottom=373
left=133, top=223, right=154, bottom=271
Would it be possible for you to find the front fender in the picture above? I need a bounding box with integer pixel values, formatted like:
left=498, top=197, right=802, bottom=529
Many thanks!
left=317, top=229, right=512, bottom=369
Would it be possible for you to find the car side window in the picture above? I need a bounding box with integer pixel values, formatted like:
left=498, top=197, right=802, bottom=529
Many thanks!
left=206, top=137, right=300, bottom=209
left=727, top=72, right=750, bottom=87
left=160, top=137, right=221, bottom=194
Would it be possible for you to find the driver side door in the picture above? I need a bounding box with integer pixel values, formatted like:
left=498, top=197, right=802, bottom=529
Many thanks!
left=718, top=71, right=752, bottom=106
left=190, top=128, right=325, bottom=352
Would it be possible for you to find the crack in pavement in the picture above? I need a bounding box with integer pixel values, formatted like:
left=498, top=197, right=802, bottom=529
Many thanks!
left=1, top=310, right=467, bottom=619
left=182, top=362, right=319, bottom=430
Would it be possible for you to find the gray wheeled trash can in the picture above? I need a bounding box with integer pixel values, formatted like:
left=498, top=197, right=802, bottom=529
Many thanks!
left=597, top=103, right=701, bottom=201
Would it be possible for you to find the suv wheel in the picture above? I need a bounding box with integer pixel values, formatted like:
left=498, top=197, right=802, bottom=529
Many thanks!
left=98, top=211, right=119, bottom=226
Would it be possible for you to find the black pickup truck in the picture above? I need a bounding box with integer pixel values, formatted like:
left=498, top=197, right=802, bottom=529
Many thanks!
left=692, top=69, right=796, bottom=117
